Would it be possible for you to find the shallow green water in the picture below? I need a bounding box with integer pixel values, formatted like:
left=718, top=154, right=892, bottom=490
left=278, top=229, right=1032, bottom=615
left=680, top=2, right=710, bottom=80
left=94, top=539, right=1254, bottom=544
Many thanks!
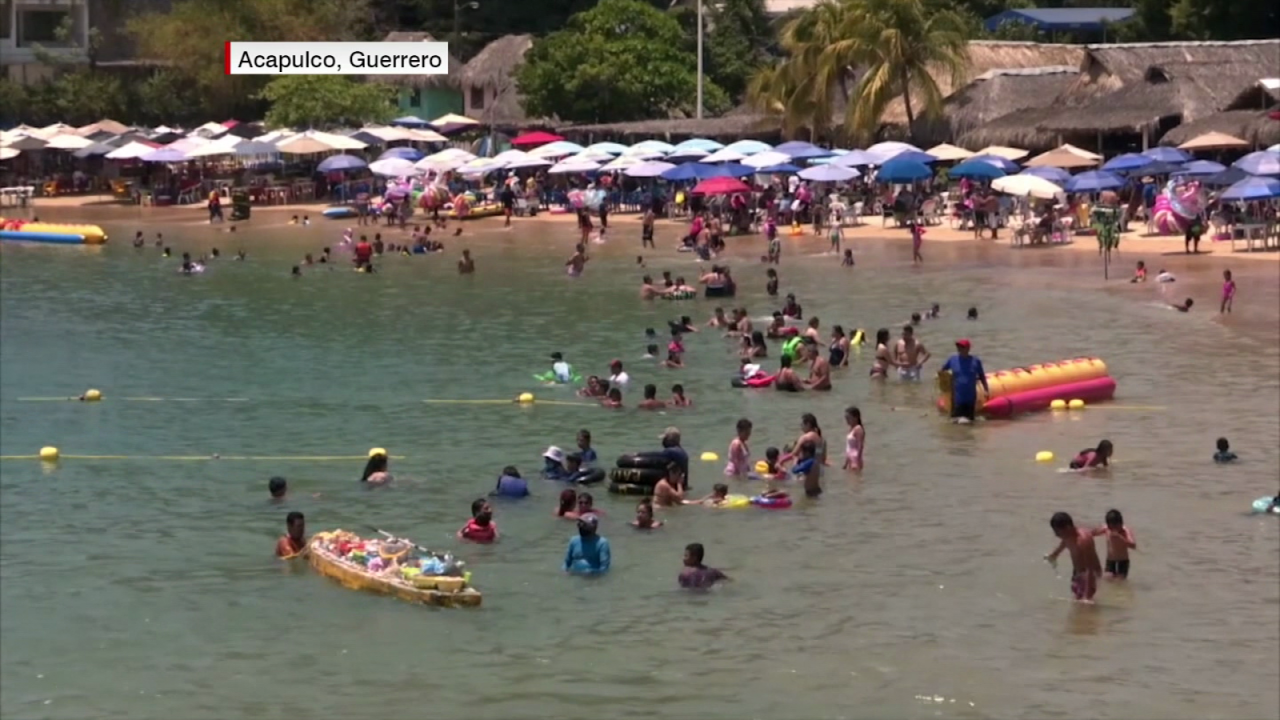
left=2, top=216, right=1278, bottom=720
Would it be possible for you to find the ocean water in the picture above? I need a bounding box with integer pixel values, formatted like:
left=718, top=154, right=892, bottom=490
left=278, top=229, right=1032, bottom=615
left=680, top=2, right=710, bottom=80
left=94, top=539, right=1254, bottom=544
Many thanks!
left=2, top=213, right=1277, bottom=720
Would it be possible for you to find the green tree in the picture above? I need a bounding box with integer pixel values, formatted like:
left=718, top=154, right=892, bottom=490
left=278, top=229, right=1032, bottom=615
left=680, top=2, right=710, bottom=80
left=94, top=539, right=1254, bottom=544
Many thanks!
left=672, top=0, right=773, bottom=104
left=258, top=76, right=395, bottom=128
left=516, top=0, right=728, bottom=123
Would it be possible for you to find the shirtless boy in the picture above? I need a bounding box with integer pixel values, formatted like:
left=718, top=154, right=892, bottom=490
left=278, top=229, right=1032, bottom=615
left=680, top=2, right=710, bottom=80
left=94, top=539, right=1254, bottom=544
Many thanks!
left=1045, top=511, right=1103, bottom=603
left=893, top=325, right=930, bottom=380
left=803, top=341, right=831, bottom=390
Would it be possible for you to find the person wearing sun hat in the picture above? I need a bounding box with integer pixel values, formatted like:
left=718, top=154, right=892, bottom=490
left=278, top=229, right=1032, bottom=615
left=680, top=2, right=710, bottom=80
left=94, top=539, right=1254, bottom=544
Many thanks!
left=938, top=339, right=989, bottom=425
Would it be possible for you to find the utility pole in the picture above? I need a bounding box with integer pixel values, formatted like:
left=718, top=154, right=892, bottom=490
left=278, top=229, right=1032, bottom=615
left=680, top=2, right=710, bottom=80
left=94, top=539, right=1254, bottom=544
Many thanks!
left=696, top=0, right=704, bottom=120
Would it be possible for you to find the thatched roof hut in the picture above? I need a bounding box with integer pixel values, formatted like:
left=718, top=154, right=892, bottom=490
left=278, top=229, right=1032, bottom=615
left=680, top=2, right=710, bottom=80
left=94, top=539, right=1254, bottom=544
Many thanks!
left=368, top=32, right=462, bottom=89
left=460, top=34, right=546, bottom=128
left=911, top=66, right=1077, bottom=148
left=1157, top=107, right=1280, bottom=148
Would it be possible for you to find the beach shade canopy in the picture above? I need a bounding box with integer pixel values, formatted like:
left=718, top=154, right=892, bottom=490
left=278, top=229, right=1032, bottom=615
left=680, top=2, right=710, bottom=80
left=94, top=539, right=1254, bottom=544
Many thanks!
left=742, top=151, right=793, bottom=169
left=798, top=164, right=859, bottom=182
left=316, top=153, right=368, bottom=172
left=774, top=140, right=831, bottom=159
left=629, top=139, right=677, bottom=155
left=865, top=141, right=921, bottom=164
left=1173, top=159, right=1227, bottom=176
left=832, top=150, right=878, bottom=168
left=692, top=176, right=751, bottom=195
left=44, top=133, right=94, bottom=150
left=885, top=149, right=937, bottom=165
left=722, top=139, right=772, bottom=155
left=503, top=154, right=553, bottom=169
left=1218, top=175, right=1280, bottom=201
left=1064, top=170, right=1125, bottom=193
left=277, top=130, right=366, bottom=154
left=968, top=154, right=1019, bottom=172
left=0, top=147, right=19, bottom=161
left=491, top=148, right=531, bottom=165
left=72, top=141, right=117, bottom=158
left=701, top=147, right=747, bottom=163
left=949, top=160, right=1007, bottom=180
left=104, top=140, right=159, bottom=160
left=549, top=157, right=601, bottom=174
left=183, top=135, right=239, bottom=158
left=230, top=140, right=282, bottom=157
left=351, top=126, right=413, bottom=144
left=140, top=147, right=190, bottom=163
left=529, top=140, right=584, bottom=158
left=1176, top=131, right=1249, bottom=151
left=1101, top=153, right=1150, bottom=172
left=666, top=148, right=710, bottom=162
left=624, top=160, right=676, bottom=178
left=585, top=141, right=629, bottom=156
left=876, top=158, right=933, bottom=183
left=378, top=146, right=424, bottom=162
left=599, top=154, right=643, bottom=171
left=391, top=115, right=430, bottom=128
left=511, top=131, right=563, bottom=146
left=1140, top=146, right=1190, bottom=164
left=926, top=143, right=974, bottom=162
left=1025, top=146, right=1099, bottom=169
left=1019, top=166, right=1071, bottom=184
left=1201, top=167, right=1249, bottom=187
left=975, top=145, right=1029, bottom=161
left=757, top=163, right=802, bottom=174
left=991, top=173, right=1063, bottom=199
left=673, top=138, right=724, bottom=153
left=368, top=157, right=420, bottom=177
left=1233, top=150, right=1280, bottom=176
left=712, top=163, right=755, bottom=178
left=1, top=134, right=48, bottom=151
left=430, top=113, right=480, bottom=133
left=660, top=162, right=721, bottom=181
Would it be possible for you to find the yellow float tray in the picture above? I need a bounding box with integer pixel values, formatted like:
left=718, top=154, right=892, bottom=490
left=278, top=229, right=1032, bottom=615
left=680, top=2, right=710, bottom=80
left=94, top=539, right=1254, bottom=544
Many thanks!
left=446, top=204, right=504, bottom=220
left=307, top=533, right=481, bottom=608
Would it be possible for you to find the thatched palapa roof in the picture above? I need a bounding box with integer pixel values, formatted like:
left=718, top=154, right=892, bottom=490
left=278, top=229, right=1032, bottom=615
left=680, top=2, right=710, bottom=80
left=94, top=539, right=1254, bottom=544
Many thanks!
left=1158, top=107, right=1280, bottom=148
left=460, top=35, right=545, bottom=128
left=371, top=32, right=461, bottom=89
left=912, top=66, right=1077, bottom=148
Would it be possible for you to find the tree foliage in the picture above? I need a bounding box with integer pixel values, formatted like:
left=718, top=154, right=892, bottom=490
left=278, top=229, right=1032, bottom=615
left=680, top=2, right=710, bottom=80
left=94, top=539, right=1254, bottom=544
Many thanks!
left=516, top=0, right=729, bottom=123
left=258, top=76, right=396, bottom=128
left=671, top=0, right=773, bottom=104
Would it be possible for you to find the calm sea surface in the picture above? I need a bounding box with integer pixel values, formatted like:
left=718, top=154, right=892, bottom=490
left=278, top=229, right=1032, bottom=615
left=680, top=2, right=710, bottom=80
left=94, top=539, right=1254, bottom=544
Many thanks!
left=2, top=210, right=1278, bottom=720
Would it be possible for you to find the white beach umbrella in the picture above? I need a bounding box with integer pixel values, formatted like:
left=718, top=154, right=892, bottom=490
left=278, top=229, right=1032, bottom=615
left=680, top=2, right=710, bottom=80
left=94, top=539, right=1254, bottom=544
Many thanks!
left=866, top=141, right=920, bottom=164
left=600, top=154, right=643, bottom=172
left=991, top=174, right=1064, bottom=200
left=742, top=151, right=793, bottom=169
left=491, top=149, right=533, bottom=165
left=166, top=136, right=210, bottom=154
left=35, top=122, right=77, bottom=138
left=44, top=133, right=95, bottom=150
left=975, top=145, right=1029, bottom=161
left=185, top=135, right=242, bottom=158
left=529, top=140, right=585, bottom=159
left=701, top=147, right=747, bottom=163
left=926, top=143, right=974, bottom=162
left=585, top=142, right=629, bottom=156
left=629, top=140, right=676, bottom=155
left=357, top=125, right=418, bottom=143
left=619, top=148, right=666, bottom=160
left=623, top=161, right=675, bottom=178
left=368, top=157, right=421, bottom=177
left=456, top=157, right=507, bottom=175
left=254, top=129, right=294, bottom=144
left=549, top=158, right=601, bottom=174
left=504, top=154, right=553, bottom=170
left=0, top=147, right=20, bottom=161
left=1, top=134, right=48, bottom=151
left=405, top=128, right=447, bottom=142
left=105, top=141, right=160, bottom=160
left=276, top=130, right=366, bottom=154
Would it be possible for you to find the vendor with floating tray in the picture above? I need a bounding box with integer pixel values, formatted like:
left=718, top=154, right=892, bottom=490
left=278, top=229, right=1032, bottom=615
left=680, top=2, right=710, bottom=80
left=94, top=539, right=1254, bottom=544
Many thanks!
left=307, top=529, right=481, bottom=608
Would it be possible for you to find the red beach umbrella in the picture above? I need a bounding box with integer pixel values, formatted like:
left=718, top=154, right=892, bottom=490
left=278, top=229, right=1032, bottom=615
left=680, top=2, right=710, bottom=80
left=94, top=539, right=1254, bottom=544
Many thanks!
left=692, top=176, right=751, bottom=195
left=511, top=131, right=564, bottom=146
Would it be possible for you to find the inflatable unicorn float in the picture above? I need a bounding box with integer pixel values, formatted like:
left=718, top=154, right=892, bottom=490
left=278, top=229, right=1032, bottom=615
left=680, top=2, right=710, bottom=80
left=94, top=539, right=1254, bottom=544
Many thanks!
left=1151, top=178, right=1205, bottom=234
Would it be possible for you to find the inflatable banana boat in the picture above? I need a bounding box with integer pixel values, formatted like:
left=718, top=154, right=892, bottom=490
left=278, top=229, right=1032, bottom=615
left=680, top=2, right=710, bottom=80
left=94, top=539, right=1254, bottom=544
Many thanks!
left=937, top=357, right=1116, bottom=419
left=0, top=218, right=108, bottom=245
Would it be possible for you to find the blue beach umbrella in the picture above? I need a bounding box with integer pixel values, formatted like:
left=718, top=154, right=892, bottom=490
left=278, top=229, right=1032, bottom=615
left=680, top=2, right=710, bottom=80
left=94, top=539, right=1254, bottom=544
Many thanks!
left=722, top=139, right=772, bottom=155
left=1128, top=160, right=1183, bottom=177
left=1064, top=170, right=1125, bottom=193
left=1102, top=153, right=1150, bottom=172
left=1233, top=150, right=1280, bottom=176
left=757, top=163, right=802, bottom=174
left=1172, top=160, right=1226, bottom=177
left=832, top=150, right=878, bottom=168
left=316, top=154, right=368, bottom=172
left=774, top=140, right=832, bottom=159
left=875, top=158, right=933, bottom=183
left=391, top=115, right=430, bottom=128
left=1201, top=167, right=1249, bottom=187
left=660, top=163, right=720, bottom=181
left=1020, top=167, right=1071, bottom=184
left=1141, top=146, right=1190, bottom=164
left=1218, top=176, right=1280, bottom=201
left=968, top=154, right=1019, bottom=173
left=673, top=138, right=724, bottom=153
left=949, top=160, right=1006, bottom=180
left=709, top=163, right=755, bottom=178
left=378, top=146, right=424, bottom=162
left=886, top=150, right=938, bottom=165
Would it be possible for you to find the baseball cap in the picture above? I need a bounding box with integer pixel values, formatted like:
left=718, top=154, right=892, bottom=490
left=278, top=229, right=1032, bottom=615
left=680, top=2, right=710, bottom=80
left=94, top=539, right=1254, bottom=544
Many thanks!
left=956, top=339, right=971, bottom=349
left=542, top=446, right=566, bottom=463
left=609, top=359, right=623, bottom=368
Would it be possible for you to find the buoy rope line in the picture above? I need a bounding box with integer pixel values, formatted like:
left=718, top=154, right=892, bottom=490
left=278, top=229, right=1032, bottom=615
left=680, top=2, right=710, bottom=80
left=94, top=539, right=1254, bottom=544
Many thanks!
left=14, top=397, right=595, bottom=407
left=1, top=454, right=409, bottom=462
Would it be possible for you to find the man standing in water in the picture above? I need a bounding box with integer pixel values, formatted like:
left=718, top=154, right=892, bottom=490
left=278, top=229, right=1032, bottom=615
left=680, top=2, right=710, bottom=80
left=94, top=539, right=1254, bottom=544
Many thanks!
left=893, top=325, right=930, bottom=380
left=939, top=339, right=988, bottom=425
left=565, top=243, right=588, bottom=277
left=802, top=341, right=831, bottom=390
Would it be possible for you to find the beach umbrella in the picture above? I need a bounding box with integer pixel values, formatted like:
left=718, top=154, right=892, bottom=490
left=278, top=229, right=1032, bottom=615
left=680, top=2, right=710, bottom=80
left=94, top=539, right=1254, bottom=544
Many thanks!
left=757, top=163, right=802, bottom=174
left=711, top=163, right=755, bottom=178
left=317, top=154, right=368, bottom=172
left=673, top=138, right=724, bottom=153
left=866, top=141, right=920, bottom=163
left=549, top=157, right=601, bottom=174
left=723, top=139, right=771, bottom=155
left=926, top=143, right=974, bottom=162
left=832, top=150, right=878, bottom=168
left=72, top=141, right=117, bottom=158
left=949, top=160, right=1006, bottom=180
left=184, top=136, right=240, bottom=158
left=798, top=165, right=859, bottom=182
left=351, top=126, right=417, bottom=144
left=1201, top=167, right=1249, bottom=187
left=666, top=148, right=710, bottom=162
left=405, top=128, right=447, bottom=142
left=1020, top=167, right=1071, bottom=184
left=140, top=148, right=190, bottom=163
left=585, top=142, right=628, bottom=156
left=968, top=154, right=1019, bottom=172
left=629, top=140, right=676, bottom=155
left=230, top=140, right=281, bottom=157
left=1176, top=131, right=1249, bottom=151
left=430, top=113, right=480, bottom=133
left=1218, top=176, right=1280, bottom=201
left=277, top=130, right=366, bottom=154
left=600, top=154, right=643, bottom=172
left=742, top=151, right=792, bottom=169
left=886, top=149, right=938, bottom=165
left=378, top=146, right=424, bottom=162
left=391, top=115, right=430, bottom=128
left=692, top=176, right=751, bottom=195
left=490, top=149, right=531, bottom=165
left=529, top=140, right=584, bottom=158
left=1173, top=160, right=1227, bottom=177
left=1025, top=147, right=1098, bottom=169
left=1129, top=160, right=1183, bottom=177
left=369, top=157, right=420, bottom=177
left=774, top=140, right=831, bottom=159
left=1102, top=153, right=1149, bottom=172
left=1233, top=150, right=1280, bottom=176
left=456, top=157, right=506, bottom=175
left=44, top=133, right=94, bottom=150
left=0, top=147, right=19, bottom=161
left=624, top=160, right=675, bottom=178
left=991, top=174, right=1063, bottom=199
left=660, top=163, right=721, bottom=181
left=419, top=147, right=475, bottom=165
left=1140, top=146, right=1190, bottom=164
left=1064, top=170, right=1125, bottom=193
left=1, top=134, right=47, bottom=151
left=1269, top=144, right=1280, bottom=153
left=511, top=131, right=563, bottom=146
left=104, top=140, right=159, bottom=160
left=974, top=145, right=1029, bottom=161
left=875, top=158, right=933, bottom=183
left=701, top=147, right=747, bottom=163
left=503, top=154, right=553, bottom=170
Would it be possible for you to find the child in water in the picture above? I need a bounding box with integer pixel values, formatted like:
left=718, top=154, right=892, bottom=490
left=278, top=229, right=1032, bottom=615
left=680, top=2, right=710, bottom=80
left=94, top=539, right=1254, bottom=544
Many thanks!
left=766, top=268, right=779, bottom=296
left=1221, top=270, right=1236, bottom=314
left=632, top=499, right=663, bottom=529
left=1169, top=297, right=1194, bottom=312
left=725, top=418, right=752, bottom=478
left=663, top=350, right=684, bottom=369
left=841, top=249, right=855, bottom=267
left=601, top=387, right=623, bottom=409
left=457, top=499, right=498, bottom=543
left=1093, top=509, right=1135, bottom=579
left=1213, top=437, right=1238, bottom=463
left=1069, top=440, right=1113, bottom=470
left=1130, top=260, right=1147, bottom=283
left=967, top=307, right=978, bottom=320
left=1045, top=511, right=1102, bottom=603
left=268, top=476, right=288, bottom=501
left=670, top=384, right=691, bottom=406
left=689, top=483, right=731, bottom=507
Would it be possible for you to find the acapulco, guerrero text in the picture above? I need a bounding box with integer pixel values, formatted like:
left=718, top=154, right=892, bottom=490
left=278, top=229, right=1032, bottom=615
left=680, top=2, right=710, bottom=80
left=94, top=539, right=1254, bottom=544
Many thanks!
left=234, top=50, right=446, bottom=73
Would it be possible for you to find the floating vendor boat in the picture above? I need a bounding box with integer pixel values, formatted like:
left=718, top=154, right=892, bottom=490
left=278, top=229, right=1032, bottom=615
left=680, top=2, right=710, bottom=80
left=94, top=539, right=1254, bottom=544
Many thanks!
left=307, top=529, right=482, bottom=608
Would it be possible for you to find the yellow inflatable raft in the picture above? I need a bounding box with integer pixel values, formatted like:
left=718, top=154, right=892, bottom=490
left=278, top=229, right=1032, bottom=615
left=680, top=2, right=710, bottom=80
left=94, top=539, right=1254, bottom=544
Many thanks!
left=446, top=204, right=504, bottom=220
left=0, top=218, right=108, bottom=245
left=307, top=531, right=481, bottom=608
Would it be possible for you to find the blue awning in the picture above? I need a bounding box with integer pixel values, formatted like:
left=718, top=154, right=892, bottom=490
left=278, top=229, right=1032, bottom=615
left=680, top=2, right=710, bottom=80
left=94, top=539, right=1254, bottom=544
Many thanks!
left=984, top=8, right=1135, bottom=32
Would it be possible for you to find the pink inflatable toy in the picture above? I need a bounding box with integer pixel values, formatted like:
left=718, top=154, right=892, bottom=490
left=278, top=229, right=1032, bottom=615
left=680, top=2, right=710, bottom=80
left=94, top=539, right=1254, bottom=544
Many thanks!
left=1152, top=179, right=1204, bottom=235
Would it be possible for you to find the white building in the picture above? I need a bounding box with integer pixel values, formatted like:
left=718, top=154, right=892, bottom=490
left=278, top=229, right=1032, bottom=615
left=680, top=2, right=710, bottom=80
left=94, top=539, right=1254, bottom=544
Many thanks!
left=1, top=0, right=92, bottom=84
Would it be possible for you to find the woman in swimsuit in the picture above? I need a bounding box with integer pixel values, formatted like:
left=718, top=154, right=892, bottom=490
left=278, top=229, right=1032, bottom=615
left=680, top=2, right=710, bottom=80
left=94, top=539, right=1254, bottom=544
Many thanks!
left=782, top=413, right=826, bottom=468
left=742, top=330, right=768, bottom=359
left=774, top=355, right=802, bottom=392
left=829, top=325, right=849, bottom=367
left=803, top=316, right=821, bottom=342
left=870, top=328, right=894, bottom=379
left=843, top=406, right=865, bottom=472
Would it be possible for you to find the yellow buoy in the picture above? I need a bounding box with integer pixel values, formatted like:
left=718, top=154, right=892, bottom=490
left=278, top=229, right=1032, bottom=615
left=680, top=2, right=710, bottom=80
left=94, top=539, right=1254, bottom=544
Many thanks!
left=517, top=392, right=535, bottom=404
left=754, top=460, right=769, bottom=473
left=368, top=447, right=387, bottom=458
left=1049, top=399, right=1067, bottom=410
left=82, top=389, right=102, bottom=402
left=1035, top=451, right=1054, bottom=463
left=39, top=446, right=60, bottom=462
left=700, top=451, right=719, bottom=462
left=1068, top=399, right=1086, bottom=410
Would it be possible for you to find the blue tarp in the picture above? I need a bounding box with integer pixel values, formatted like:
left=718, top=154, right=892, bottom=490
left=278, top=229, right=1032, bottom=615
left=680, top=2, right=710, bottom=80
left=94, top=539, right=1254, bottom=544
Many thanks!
left=984, top=8, right=1135, bottom=32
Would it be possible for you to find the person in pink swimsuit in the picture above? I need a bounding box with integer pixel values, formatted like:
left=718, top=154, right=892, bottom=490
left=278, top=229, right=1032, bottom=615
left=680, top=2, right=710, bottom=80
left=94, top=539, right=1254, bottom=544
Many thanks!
left=1220, top=269, right=1236, bottom=314
left=843, top=406, right=865, bottom=472
left=724, top=418, right=752, bottom=478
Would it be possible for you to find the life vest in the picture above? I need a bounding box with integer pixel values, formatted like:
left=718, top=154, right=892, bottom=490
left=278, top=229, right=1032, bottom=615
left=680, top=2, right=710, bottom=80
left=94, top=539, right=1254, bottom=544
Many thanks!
left=462, top=518, right=496, bottom=543
left=781, top=337, right=803, bottom=358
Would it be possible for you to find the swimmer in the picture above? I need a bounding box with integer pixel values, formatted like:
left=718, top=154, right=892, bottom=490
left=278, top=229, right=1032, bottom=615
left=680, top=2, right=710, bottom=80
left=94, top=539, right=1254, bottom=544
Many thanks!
left=803, top=316, right=821, bottom=342
left=163, top=246, right=172, bottom=258
left=236, top=250, right=246, bottom=261
left=967, top=307, right=978, bottom=320
left=653, top=462, right=687, bottom=507
left=303, top=253, right=314, bottom=265
left=303, top=215, right=310, bottom=226
left=670, top=384, right=691, bottom=407
left=1130, top=260, right=1147, bottom=283
left=1092, top=509, right=1135, bottom=579
left=841, top=249, right=855, bottom=267
left=639, top=275, right=661, bottom=299
left=643, top=344, right=660, bottom=359
left=803, top=341, right=831, bottom=390
left=549, top=352, right=574, bottom=383
left=542, top=446, right=569, bottom=480
left=632, top=499, right=663, bottom=529
left=829, top=326, right=850, bottom=367
left=670, top=316, right=697, bottom=334
left=276, top=511, right=307, bottom=558
left=751, top=447, right=785, bottom=480
left=688, top=483, right=731, bottom=507
left=708, top=307, right=729, bottom=328
left=601, top=387, right=623, bottom=408
left=641, top=207, right=655, bottom=248
left=361, top=452, right=393, bottom=484
left=1212, top=437, right=1238, bottom=463
left=662, top=271, right=674, bottom=289
left=457, top=249, right=475, bottom=274
left=765, top=217, right=780, bottom=263
left=774, top=355, right=802, bottom=392
left=792, top=440, right=822, bottom=497
left=723, top=418, right=752, bottom=478
left=870, top=328, right=894, bottom=379
left=782, top=413, right=827, bottom=468
left=909, top=312, right=922, bottom=326
left=843, top=406, right=865, bottom=472
left=668, top=329, right=685, bottom=358
left=290, top=215, right=300, bottom=225
left=492, top=466, right=528, bottom=498
left=555, top=489, right=581, bottom=519
left=766, top=312, right=793, bottom=339
left=574, top=429, right=598, bottom=467
left=1156, top=269, right=1175, bottom=283
left=575, top=492, right=604, bottom=518
left=766, top=268, right=779, bottom=296
left=663, top=350, right=684, bottom=369
left=925, top=303, right=940, bottom=319
left=829, top=221, right=843, bottom=253
left=636, top=255, right=646, bottom=267
left=132, top=231, right=144, bottom=248
left=645, top=327, right=658, bottom=342
left=565, top=243, right=588, bottom=277
left=291, top=265, right=301, bottom=277
left=1221, top=270, right=1235, bottom=314
left=893, top=325, right=930, bottom=380
left=1045, top=511, right=1101, bottom=603
left=781, top=293, right=803, bottom=320
left=268, top=476, right=288, bottom=502
left=1169, top=297, right=1194, bottom=312
left=743, top=331, right=768, bottom=359
left=638, top=384, right=667, bottom=410
left=457, top=499, right=498, bottom=543
left=1069, top=439, right=1113, bottom=470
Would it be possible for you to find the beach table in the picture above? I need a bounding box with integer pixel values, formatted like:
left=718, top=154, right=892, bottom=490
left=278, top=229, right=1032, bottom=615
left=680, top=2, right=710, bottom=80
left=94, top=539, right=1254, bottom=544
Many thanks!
left=1231, top=224, right=1269, bottom=252
left=0, top=186, right=35, bottom=208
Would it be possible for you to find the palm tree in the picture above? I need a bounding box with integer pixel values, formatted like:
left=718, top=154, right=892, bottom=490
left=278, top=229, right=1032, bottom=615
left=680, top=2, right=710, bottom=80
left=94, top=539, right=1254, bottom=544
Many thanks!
left=747, top=0, right=853, bottom=141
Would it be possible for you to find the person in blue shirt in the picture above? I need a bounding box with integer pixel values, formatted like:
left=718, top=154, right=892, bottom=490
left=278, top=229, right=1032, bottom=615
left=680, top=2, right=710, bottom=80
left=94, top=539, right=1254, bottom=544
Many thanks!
left=564, top=514, right=610, bottom=575
left=939, top=339, right=988, bottom=424
left=576, top=429, right=598, bottom=467
left=541, top=446, right=569, bottom=480
left=491, top=465, right=529, bottom=498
